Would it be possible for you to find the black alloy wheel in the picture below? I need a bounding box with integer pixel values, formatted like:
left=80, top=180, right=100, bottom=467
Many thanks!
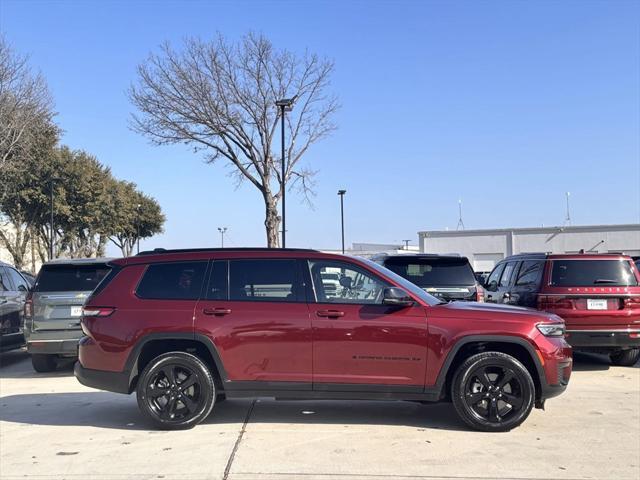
left=452, top=352, right=535, bottom=432
left=136, top=352, right=216, bottom=430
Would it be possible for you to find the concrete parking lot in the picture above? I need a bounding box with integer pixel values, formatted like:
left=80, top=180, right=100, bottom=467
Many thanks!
left=0, top=350, right=638, bottom=480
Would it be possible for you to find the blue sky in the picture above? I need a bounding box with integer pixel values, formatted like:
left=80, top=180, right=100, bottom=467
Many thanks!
left=2, top=0, right=639, bottom=254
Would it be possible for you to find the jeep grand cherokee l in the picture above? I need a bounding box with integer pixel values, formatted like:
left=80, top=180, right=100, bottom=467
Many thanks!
left=484, top=253, right=640, bottom=366
left=75, top=248, right=571, bottom=432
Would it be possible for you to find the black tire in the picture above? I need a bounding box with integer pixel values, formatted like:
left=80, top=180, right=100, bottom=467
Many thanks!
left=31, top=354, right=57, bottom=372
left=216, top=393, right=227, bottom=403
left=610, top=348, right=640, bottom=367
left=136, top=352, right=216, bottom=430
left=451, top=352, right=535, bottom=432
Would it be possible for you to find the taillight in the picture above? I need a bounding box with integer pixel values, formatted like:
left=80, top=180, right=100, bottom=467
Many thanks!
left=476, top=286, right=485, bottom=303
left=623, top=297, right=640, bottom=309
left=537, top=295, right=573, bottom=310
left=82, top=307, right=115, bottom=317
left=24, top=299, right=33, bottom=319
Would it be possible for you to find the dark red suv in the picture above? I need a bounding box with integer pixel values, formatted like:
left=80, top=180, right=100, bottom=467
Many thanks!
left=484, top=253, right=640, bottom=366
left=75, top=248, right=572, bottom=431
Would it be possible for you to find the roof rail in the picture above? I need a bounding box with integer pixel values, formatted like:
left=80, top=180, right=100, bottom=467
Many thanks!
left=136, top=247, right=319, bottom=256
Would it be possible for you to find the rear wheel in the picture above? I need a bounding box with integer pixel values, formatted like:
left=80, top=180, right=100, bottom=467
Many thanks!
left=451, top=352, right=535, bottom=432
left=136, top=352, right=216, bottom=430
left=31, top=354, right=57, bottom=372
left=610, top=348, right=640, bottom=367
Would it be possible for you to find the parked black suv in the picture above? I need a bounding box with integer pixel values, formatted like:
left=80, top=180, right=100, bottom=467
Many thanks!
left=0, top=261, right=30, bottom=352
left=370, top=254, right=483, bottom=302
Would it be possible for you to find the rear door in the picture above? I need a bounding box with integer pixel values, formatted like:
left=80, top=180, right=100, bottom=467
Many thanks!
left=194, top=258, right=312, bottom=385
left=32, top=263, right=110, bottom=333
left=308, top=259, right=428, bottom=390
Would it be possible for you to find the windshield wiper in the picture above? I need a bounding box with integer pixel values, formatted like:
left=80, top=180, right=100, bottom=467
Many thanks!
left=593, top=279, right=618, bottom=284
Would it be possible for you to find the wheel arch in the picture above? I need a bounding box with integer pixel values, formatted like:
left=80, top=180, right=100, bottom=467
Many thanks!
left=436, top=335, right=545, bottom=402
left=124, top=333, right=227, bottom=393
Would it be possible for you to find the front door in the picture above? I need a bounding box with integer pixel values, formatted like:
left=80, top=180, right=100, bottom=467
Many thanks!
left=194, top=258, right=312, bottom=386
left=307, top=259, right=428, bottom=391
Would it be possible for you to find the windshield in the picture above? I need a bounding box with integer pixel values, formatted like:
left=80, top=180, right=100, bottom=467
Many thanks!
left=35, top=264, right=111, bottom=292
left=382, top=257, right=476, bottom=287
left=550, top=259, right=639, bottom=287
left=361, top=258, right=442, bottom=306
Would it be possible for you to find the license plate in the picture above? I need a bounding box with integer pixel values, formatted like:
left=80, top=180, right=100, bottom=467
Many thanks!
left=587, top=299, right=608, bottom=310
left=70, top=306, right=83, bottom=317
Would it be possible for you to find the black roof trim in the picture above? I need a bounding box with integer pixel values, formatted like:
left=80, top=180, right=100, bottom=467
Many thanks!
left=136, top=247, right=319, bottom=256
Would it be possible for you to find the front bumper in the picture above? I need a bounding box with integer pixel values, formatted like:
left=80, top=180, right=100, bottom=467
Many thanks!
left=74, top=362, right=131, bottom=394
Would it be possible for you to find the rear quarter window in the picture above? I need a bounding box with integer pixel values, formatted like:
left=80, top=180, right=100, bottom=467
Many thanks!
left=136, top=262, right=207, bottom=300
left=35, top=264, right=111, bottom=292
left=550, top=259, right=639, bottom=287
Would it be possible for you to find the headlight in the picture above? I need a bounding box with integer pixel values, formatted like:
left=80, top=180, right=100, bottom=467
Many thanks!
left=537, top=323, right=565, bottom=337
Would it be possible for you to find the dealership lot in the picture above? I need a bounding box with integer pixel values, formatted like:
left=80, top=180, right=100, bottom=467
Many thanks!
left=0, top=350, right=638, bottom=480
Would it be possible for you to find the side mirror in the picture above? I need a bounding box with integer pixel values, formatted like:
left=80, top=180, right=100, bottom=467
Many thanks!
left=487, top=280, right=498, bottom=292
left=382, top=287, right=414, bottom=307
left=17, top=284, right=28, bottom=293
left=339, top=276, right=352, bottom=289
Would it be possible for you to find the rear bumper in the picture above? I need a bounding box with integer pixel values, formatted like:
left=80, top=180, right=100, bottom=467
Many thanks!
left=74, top=362, right=131, bottom=394
left=566, top=330, right=640, bottom=350
left=27, top=339, right=79, bottom=356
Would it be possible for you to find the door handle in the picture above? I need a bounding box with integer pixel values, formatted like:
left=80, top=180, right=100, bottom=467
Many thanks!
left=203, top=307, right=232, bottom=316
left=503, top=293, right=510, bottom=299
left=316, top=309, right=345, bottom=318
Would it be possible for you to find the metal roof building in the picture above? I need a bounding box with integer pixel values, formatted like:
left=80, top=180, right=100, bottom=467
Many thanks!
left=418, top=224, right=640, bottom=272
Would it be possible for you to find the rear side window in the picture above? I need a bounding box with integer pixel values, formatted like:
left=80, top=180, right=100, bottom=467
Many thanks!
left=515, top=261, right=544, bottom=287
left=229, top=259, right=301, bottom=302
left=382, top=257, right=476, bottom=287
left=35, top=264, right=111, bottom=292
left=551, top=259, right=639, bottom=287
left=206, top=260, right=229, bottom=300
left=136, top=262, right=207, bottom=300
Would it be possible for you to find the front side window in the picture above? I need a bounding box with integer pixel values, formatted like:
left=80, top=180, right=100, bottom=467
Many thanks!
left=229, top=259, right=301, bottom=302
left=6, top=267, right=29, bottom=291
left=0, top=267, right=11, bottom=292
left=136, top=262, right=207, bottom=300
left=499, top=262, right=517, bottom=287
left=309, top=260, right=389, bottom=304
left=550, top=259, right=639, bottom=287
left=486, top=263, right=505, bottom=290
left=35, top=264, right=111, bottom=292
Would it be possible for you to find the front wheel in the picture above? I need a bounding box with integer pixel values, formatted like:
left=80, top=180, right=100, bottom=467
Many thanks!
left=136, top=352, right=216, bottom=430
left=610, top=348, right=640, bottom=367
left=451, top=352, right=535, bottom=432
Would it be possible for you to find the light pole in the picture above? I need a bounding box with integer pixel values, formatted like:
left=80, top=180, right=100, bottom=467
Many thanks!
left=218, top=227, right=227, bottom=248
left=275, top=96, right=297, bottom=248
left=136, top=203, right=141, bottom=255
left=338, top=190, right=346, bottom=254
left=402, top=239, right=411, bottom=249
left=49, top=177, right=61, bottom=260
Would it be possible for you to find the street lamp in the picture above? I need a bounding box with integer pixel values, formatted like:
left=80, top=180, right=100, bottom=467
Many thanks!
left=275, top=95, right=297, bottom=248
left=218, top=227, right=228, bottom=248
left=338, top=189, right=346, bottom=254
left=49, top=176, right=61, bottom=260
left=136, top=203, right=141, bottom=255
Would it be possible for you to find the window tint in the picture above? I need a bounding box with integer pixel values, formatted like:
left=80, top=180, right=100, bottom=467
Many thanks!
left=499, top=262, right=516, bottom=287
left=515, top=261, right=544, bottom=287
left=309, top=260, right=389, bottom=304
left=551, top=260, right=639, bottom=287
left=0, top=267, right=12, bottom=292
left=6, top=267, right=28, bottom=291
left=382, top=257, right=476, bottom=287
left=35, top=264, right=111, bottom=292
left=136, top=262, right=206, bottom=300
left=486, top=263, right=505, bottom=287
left=206, top=260, right=229, bottom=300
left=229, top=259, right=301, bottom=302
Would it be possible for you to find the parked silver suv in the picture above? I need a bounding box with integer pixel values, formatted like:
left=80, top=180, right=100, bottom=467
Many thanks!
left=24, top=258, right=111, bottom=372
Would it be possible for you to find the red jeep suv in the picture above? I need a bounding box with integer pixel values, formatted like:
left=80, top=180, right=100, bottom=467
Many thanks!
left=75, top=248, right=572, bottom=431
left=484, top=253, right=640, bottom=366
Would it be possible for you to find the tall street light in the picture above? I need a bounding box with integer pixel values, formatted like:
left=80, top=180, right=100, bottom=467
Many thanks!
left=218, top=227, right=228, bottom=248
left=275, top=95, right=297, bottom=248
left=338, top=189, right=347, bottom=254
left=136, top=203, right=141, bottom=255
left=49, top=176, right=61, bottom=260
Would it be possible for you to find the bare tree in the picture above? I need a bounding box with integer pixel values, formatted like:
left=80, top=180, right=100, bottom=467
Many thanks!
left=130, top=33, right=338, bottom=247
left=0, top=36, right=54, bottom=165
